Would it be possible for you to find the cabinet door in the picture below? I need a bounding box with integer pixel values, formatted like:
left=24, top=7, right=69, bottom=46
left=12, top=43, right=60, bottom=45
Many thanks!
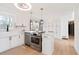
left=11, top=35, right=20, bottom=48
left=0, top=37, right=10, bottom=53
left=42, top=33, right=54, bottom=55
left=19, top=33, right=24, bottom=45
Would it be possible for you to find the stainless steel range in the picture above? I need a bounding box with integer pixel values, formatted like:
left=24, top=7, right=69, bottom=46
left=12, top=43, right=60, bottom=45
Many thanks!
left=24, top=32, right=42, bottom=52
left=30, top=32, right=42, bottom=52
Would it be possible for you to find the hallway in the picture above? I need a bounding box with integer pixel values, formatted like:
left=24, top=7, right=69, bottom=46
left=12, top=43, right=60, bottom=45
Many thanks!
left=53, top=38, right=77, bottom=55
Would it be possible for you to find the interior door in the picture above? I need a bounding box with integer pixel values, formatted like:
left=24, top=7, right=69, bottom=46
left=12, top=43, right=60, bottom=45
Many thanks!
left=68, top=21, right=74, bottom=36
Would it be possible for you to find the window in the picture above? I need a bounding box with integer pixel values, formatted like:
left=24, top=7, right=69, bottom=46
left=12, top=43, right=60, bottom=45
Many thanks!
left=0, top=16, right=12, bottom=31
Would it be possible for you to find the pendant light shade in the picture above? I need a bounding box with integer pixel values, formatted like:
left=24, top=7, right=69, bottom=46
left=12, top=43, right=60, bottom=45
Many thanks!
left=14, top=3, right=32, bottom=11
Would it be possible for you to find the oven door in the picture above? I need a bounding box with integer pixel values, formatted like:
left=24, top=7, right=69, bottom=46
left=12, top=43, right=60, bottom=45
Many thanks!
left=30, top=36, right=42, bottom=52
left=31, top=37, right=40, bottom=45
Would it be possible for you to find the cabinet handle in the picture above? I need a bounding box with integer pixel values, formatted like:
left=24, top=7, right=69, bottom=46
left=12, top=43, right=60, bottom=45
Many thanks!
left=9, top=36, right=12, bottom=40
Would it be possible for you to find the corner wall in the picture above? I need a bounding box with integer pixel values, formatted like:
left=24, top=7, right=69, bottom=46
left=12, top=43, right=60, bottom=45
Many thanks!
left=74, top=5, right=79, bottom=54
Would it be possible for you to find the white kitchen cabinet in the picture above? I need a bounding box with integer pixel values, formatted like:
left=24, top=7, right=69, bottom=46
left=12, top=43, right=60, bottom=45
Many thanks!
left=11, top=33, right=24, bottom=48
left=42, top=33, right=54, bottom=55
left=0, top=37, right=10, bottom=53
left=0, top=32, right=24, bottom=53
left=11, top=35, right=20, bottom=48
left=18, top=33, right=24, bottom=45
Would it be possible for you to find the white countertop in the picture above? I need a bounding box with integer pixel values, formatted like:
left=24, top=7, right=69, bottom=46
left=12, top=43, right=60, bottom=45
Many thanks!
left=0, top=31, right=23, bottom=38
left=0, top=30, right=44, bottom=38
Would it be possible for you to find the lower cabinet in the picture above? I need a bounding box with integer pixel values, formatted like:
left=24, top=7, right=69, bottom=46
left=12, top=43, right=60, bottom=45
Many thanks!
left=0, top=33, right=24, bottom=53
left=42, top=33, right=54, bottom=55
left=19, top=33, right=24, bottom=45
left=11, top=33, right=24, bottom=48
left=11, top=35, right=20, bottom=48
left=0, top=37, right=10, bottom=53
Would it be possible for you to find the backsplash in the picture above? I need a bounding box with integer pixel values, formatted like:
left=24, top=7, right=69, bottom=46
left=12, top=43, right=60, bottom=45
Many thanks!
left=30, top=19, right=44, bottom=32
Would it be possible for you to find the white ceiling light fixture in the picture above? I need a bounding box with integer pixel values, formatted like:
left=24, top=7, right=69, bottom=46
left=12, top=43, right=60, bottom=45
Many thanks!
left=14, top=3, right=32, bottom=11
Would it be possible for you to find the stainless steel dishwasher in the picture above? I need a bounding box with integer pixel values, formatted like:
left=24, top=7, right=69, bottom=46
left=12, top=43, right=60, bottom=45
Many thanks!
left=24, top=32, right=31, bottom=46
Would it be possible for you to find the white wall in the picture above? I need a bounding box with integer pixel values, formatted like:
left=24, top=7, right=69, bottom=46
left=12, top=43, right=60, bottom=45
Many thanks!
left=54, top=12, right=73, bottom=39
left=60, top=13, right=72, bottom=39
left=74, top=20, right=79, bottom=54
left=74, top=5, right=79, bottom=54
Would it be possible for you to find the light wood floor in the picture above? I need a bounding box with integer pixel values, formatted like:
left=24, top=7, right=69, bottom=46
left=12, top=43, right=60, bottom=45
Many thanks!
left=0, top=38, right=77, bottom=55
left=53, top=38, right=77, bottom=55
left=0, top=46, right=42, bottom=55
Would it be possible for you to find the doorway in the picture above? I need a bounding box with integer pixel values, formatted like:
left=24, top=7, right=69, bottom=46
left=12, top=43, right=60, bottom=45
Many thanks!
left=68, top=21, right=74, bottom=39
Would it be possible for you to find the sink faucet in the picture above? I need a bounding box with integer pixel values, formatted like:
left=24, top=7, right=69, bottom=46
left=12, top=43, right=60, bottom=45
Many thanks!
left=6, top=25, right=9, bottom=32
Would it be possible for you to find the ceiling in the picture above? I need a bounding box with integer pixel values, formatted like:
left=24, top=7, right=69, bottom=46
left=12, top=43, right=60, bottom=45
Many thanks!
left=0, top=3, right=79, bottom=14
left=30, top=3, right=79, bottom=19
left=0, top=3, right=79, bottom=20
left=31, top=3, right=79, bottom=13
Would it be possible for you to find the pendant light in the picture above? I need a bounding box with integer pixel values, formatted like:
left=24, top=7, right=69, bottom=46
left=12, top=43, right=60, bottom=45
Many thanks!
left=39, top=8, right=44, bottom=32
left=40, top=8, right=44, bottom=24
